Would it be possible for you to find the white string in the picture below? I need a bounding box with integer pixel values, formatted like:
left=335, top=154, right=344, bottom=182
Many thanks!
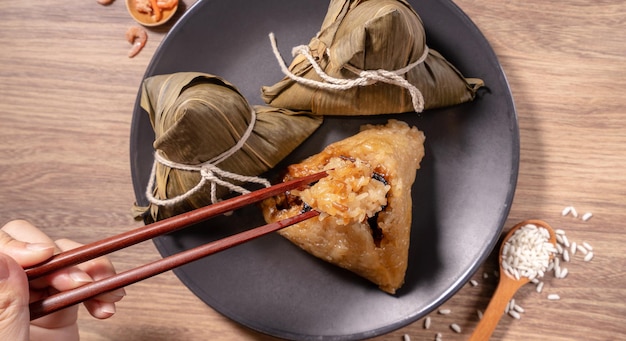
left=145, top=109, right=271, bottom=207
left=268, top=32, right=428, bottom=113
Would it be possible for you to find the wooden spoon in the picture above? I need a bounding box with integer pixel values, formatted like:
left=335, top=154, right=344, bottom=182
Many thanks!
left=468, top=219, right=557, bottom=341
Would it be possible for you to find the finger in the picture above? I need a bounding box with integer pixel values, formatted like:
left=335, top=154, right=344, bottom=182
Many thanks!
left=54, top=239, right=126, bottom=301
left=30, top=304, right=79, bottom=332
left=0, top=253, right=30, bottom=341
left=55, top=239, right=124, bottom=319
left=1, top=220, right=57, bottom=245
left=0, top=221, right=56, bottom=267
left=28, top=240, right=90, bottom=329
left=82, top=300, right=117, bottom=320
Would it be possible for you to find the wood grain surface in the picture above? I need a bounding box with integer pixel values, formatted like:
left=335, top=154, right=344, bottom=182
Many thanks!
left=1, top=1, right=625, bottom=340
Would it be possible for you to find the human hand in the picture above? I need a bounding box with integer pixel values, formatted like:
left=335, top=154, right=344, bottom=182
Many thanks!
left=0, top=220, right=125, bottom=341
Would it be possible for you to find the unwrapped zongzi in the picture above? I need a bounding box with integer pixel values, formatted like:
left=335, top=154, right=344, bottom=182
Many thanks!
left=261, top=120, right=425, bottom=293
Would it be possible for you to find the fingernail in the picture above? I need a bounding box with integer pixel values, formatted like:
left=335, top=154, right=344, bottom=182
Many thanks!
left=100, top=303, right=116, bottom=315
left=70, top=269, right=93, bottom=283
left=26, top=243, right=55, bottom=252
left=112, top=288, right=127, bottom=298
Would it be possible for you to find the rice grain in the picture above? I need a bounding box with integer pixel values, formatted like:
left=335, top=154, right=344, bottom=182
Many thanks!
left=424, top=316, right=431, bottom=329
left=450, top=323, right=462, bottom=333
left=547, top=294, right=561, bottom=300
left=438, top=308, right=451, bottom=315
left=508, top=310, right=521, bottom=319
left=582, top=212, right=593, bottom=221
left=582, top=241, right=593, bottom=251
left=554, top=266, right=562, bottom=278
left=556, top=234, right=564, bottom=245
left=536, top=281, right=544, bottom=293
left=584, top=251, right=594, bottom=262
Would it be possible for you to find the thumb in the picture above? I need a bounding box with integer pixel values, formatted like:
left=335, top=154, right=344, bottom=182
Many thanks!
left=0, top=253, right=30, bottom=341
left=0, top=229, right=55, bottom=268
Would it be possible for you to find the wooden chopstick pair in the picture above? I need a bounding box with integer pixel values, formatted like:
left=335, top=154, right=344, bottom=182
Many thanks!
left=26, top=171, right=327, bottom=321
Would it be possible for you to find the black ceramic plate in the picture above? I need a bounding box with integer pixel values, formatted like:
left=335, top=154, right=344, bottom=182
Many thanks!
left=129, top=0, right=518, bottom=339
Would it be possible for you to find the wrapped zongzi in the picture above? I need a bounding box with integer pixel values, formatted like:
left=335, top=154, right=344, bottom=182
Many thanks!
left=135, top=72, right=323, bottom=222
left=262, top=0, right=483, bottom=115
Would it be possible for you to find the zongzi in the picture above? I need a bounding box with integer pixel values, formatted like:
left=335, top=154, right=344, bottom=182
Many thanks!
left=262, top=0, right=483, bottom=115
left=135, top=72, right=323, bottom=222
left=261, top=120, right=425, bottom=294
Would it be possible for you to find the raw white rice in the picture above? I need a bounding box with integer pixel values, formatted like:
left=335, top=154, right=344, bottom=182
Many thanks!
left=509, top=299, right=516, bottom=312
left=514, top=304, right=525, bottom=313
left=403, top=334, right=411, bottom=341
left=561, top=234, right=570, bottom=248
left=450, top=323, right=462, bottom=333
left=584, top=251, right=594, bottom=262
left=563, top=249, right=570, bottom=262
left=556, top=234, right=564, bottom=245
left=483, top=272, right=489, bottom=279
left=424, top=316, right=431, bottom=329
left=477, top=309, right=483, bottom=320
left=561, top=206, right=572, bottom=216
left=558, top=267, right=569, bottom=278
left=582, top=212, right=593, bottom=221
left=438, top=308, right=451, bottom=315
left=577, top=244, right=589, bottom=255
left=547, top=294, right=561, bottom=300
left=435, top=332, right=442, bottom=341
left=536, top=281, right=544, bottom=293
left=554, top=257, right=560, bottom=269
left=470, top=279, right=478, bottom=287
left=508, top=310, right=521, bottom=319
left=582, top=241, right=593, bottom=251
left=570, top=206, right=579, bottom=218
left=570, top=242, right=577, bottom=255
left=501, top=224, right=555, bottom=280
left=556, top=243, right=564, bottom=254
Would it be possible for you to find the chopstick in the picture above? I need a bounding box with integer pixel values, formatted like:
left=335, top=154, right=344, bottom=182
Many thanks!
left=25, top=170, right=327, bottom=280
left=25, top=170, right=327, bottom=320
left=29, top=209, right=319, bottom=321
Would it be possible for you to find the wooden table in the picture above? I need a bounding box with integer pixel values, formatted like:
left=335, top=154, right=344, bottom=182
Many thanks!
left=1, top=1, right=624, bottom=340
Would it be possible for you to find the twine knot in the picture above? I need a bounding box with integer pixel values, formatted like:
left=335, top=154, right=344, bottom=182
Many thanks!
left=270, top=32, right=428, bottom=113
left=145, top=109, right=270, bottom=207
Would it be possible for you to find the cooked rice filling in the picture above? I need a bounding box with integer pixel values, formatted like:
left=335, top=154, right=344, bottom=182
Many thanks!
left=291, top=156, right=390, bottom=228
